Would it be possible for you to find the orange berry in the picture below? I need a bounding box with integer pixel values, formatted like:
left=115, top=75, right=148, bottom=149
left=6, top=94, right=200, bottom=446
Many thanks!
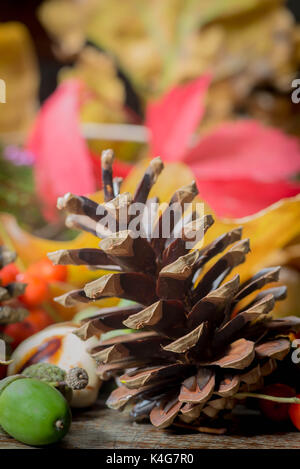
left=4, top=309, right=54, bottom=349
left=28, top=308, right=54, bottom=329
left=289, top=394, right=300, bottom=430
left=18, top=273, right=50, bottom=307
left=28, top=258, right=67, bottom=283
left=259, top=383, right=296, bottom=422
left=0, top=263, right=19, bottom=286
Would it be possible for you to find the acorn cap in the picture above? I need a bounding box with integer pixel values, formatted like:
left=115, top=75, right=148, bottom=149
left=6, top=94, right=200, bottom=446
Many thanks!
left=22, top=363, right=66, bottom=383
left=66, top=367, right=89, bottom=390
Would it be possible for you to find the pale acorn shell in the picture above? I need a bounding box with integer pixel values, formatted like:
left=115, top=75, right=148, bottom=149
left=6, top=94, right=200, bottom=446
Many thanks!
left=8, top=322, right=101, bottom=408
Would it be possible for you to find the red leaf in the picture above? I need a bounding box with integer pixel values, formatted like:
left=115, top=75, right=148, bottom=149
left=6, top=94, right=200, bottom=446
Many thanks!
left=185, top=120, right=300, bottom=181
left=146, top=75, right=211, bottom=161
left=27, top=80, right=96, bottom=221
left=193, top=175, right=300, bottom=218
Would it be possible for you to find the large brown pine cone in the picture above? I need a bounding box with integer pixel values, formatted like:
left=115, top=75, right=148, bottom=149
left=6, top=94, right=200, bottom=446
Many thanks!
left=50, top=150, right=300, bottom=429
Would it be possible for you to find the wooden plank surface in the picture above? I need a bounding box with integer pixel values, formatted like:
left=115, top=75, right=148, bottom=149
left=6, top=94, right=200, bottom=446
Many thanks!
left=0, top=399, right=300, bottom=449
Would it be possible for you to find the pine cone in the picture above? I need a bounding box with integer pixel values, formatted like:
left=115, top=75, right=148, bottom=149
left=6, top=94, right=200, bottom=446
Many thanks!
left=0, top=247, right=28, bottom=356
left=50, top=151, right=300, bottom=429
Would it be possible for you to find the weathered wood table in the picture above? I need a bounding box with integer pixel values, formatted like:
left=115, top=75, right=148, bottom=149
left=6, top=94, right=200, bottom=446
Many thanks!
left=0, top=398, right=300, bottom=449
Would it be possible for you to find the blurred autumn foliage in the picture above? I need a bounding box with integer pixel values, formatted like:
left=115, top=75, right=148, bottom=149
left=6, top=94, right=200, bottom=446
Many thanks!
left=0, top=22, right=39, bottom=140
left=38, top=0, right=300, bottom=133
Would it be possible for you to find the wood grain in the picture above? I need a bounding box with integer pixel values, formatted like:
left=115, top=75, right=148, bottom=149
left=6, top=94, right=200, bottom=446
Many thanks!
left=1, top=399, right=300, bottom=449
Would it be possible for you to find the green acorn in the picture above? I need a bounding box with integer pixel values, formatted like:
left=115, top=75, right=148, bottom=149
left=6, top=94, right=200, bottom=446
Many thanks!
left=0, top=375, right=71, bottom=446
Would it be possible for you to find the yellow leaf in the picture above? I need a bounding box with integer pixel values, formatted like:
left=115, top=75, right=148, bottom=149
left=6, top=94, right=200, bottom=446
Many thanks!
left=0, top=22, right=39, bottom=140
left=201, top=195, right=300, bottom=282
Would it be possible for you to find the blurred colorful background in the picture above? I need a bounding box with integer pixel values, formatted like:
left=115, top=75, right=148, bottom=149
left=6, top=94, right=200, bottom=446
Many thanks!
left=1, top=0, right=300, bottom=355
